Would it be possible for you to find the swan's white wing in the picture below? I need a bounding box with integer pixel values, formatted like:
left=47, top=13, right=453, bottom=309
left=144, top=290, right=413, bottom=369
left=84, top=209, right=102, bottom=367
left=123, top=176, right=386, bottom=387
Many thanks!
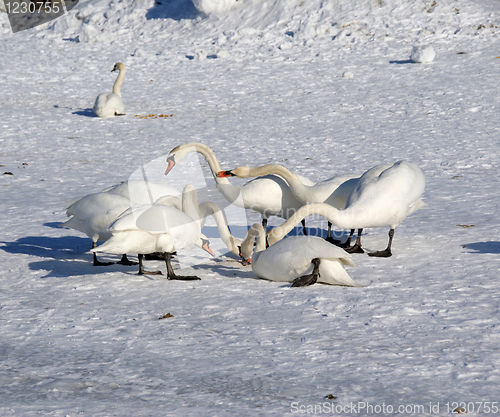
left=62, top=192, right=130, bottom=241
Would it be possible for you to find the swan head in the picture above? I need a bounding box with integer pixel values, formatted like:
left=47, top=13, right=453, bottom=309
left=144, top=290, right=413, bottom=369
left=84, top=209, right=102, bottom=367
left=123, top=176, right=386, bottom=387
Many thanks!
left=216, top=166, right=251, bottom=178
left=197, top=234, right=215, bottom=256
left=237, top=245, right=251, bottom=266
left=112, top=62, right=125, bottom=72
left=165, top=144, right=198, bottom=175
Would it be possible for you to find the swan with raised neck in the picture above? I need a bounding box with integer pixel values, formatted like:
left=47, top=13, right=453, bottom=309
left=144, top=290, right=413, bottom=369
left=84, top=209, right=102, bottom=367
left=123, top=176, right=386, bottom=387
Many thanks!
left=93, top=62, right=126, bottom=118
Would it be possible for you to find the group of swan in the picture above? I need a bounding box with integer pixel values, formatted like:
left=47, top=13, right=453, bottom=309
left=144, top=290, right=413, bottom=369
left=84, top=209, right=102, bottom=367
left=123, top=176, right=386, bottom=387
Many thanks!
left=162, top=142, right=425, bottom=286
left=93, top=63, right=126, bottom=118
left=61, top=178, right=243, bottom=279
left=92, top=185, right=214, bottom=280
left=61, top=137, right=424, bottom=287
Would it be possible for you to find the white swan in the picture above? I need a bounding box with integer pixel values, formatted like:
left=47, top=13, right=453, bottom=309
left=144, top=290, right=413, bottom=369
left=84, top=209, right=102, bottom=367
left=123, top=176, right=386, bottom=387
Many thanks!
left=217, top=162, right=361, bottom=243
left=165, top=142, right=314, bottom=233
left=266, top=161, right=426, bottom=257
left=61, top=192, right=134, bottom=266
left=240, top=224, right=358, bottom=287
left=92, top=184, right=214, bottom=279
left=93, top=62, right=126, bottom=118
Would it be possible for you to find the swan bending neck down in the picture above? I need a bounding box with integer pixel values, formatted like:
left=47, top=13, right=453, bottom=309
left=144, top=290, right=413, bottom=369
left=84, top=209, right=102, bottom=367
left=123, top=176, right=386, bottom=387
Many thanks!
left=92, top=184, right=214, bottom=280
left=265, top=161, right=426, bottom=257
left=93, top=62, right=126, bottom=118
left=165, top=142, right=313, bottom=233
left=240, top=224, right=358, bottom=287
left=198, top=201, right=242, bottom=256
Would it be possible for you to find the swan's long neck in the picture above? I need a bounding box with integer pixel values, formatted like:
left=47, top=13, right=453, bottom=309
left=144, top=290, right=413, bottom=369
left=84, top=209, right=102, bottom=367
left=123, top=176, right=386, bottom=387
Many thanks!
left=112, top=67, right=125, bottom=96
left=184, top=143, right=243, bottom=205
left=240, top=223, right=266, bottom=261
left=198, top=202, right=241, bottom=255
left=181, top=184, right=202, bottom=229
left=266, top=203, right=352, bottom=245
left=235, top=164, right=315, bottom=203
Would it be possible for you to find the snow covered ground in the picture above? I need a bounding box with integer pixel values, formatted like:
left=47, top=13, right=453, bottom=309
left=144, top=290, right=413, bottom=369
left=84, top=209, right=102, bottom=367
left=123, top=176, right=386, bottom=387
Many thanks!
left=1, top=0, right=500, bottom=415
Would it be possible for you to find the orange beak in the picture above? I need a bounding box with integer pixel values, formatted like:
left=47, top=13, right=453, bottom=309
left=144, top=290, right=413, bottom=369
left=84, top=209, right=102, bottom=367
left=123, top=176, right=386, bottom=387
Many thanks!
left=216, top=170, right=233, bottom=178
left=165, top=156, right=175, bottom=175
left=203, top=241, right=215, bottom=257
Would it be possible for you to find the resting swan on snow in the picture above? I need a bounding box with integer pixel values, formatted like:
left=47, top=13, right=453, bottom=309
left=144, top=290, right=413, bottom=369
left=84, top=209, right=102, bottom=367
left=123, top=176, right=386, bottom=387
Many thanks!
left=265, top=161, right=426, bottom=257
left=165, top=142, right=314, bottom=234
left=93, top=62, right=126, bottom=118
left=240, top=224, right=358, bottom=287
left=92, top=184, right=214, bottom=279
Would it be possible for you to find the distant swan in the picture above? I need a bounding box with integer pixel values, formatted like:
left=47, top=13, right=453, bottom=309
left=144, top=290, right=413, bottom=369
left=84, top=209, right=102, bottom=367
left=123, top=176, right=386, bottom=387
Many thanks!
left=92, top=184, right=214, bottom=279
left=266, top=161, right=426, bottom=257
left=93, top=62, right=126, bottom=118
left=165, top=142, right=314, bottom=233
left=240, top=224, right=358, bottom=287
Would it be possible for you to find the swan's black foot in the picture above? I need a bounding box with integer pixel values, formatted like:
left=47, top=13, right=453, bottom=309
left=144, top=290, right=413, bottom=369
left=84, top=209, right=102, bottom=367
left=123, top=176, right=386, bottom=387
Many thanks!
left=92, top=252, right=113, bottom=266
left=291, top=274, right=318, bottom=287
left=345, top=244, right=365, bottom=254
left=138, top=269, right=163, bottom=275
left=93, top=260, right=114, bottom=266
left=116, top=254, right=138, bottom=266
left=291, top=258, right=320, bottom=287
left=367, top=249, right=392, bottom=258
left=325, top=236, right=342, bottom=245
left=338, top=240, right=352, bottom=249
left=167, top=275, right=201, bottom=281
left=115, top=112, right=125, bottom=116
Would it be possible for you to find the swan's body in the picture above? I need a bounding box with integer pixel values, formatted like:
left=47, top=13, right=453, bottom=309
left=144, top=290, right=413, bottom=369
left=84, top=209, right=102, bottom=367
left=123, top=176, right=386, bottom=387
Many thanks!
left=93, top=62, right=126, bottom=118
left=241, top=224, right=357, bottom=287
left=61, top=192, right=133, bottom=266
left=266, top=161, right=426, bottom=257
left=165, top=143, right=314, bottom=231
left=105, top=179, right=181, bottom=206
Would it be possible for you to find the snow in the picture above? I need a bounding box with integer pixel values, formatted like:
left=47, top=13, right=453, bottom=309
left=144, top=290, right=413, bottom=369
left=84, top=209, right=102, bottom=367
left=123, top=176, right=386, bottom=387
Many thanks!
left=410, top=44, right=436, bottom=63
left=1, top=0, right=500, bottom=415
